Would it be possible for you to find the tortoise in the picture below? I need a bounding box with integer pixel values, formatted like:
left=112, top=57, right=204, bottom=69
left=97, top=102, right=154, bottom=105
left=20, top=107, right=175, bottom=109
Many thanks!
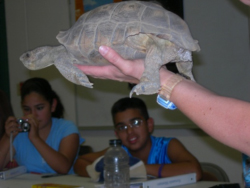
left=20, top=1, right=200, bottom=97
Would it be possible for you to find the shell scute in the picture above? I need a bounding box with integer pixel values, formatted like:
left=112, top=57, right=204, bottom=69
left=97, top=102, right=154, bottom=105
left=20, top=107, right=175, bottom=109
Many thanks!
left=78, top=24, right=97, bottom=56
left=111, top=23, right=126, bottom=45
left=95, top=21, right=116, bottom=48
left=84, top=4, right=114, bottom=23
left=112, top=3, right=145, bottom=22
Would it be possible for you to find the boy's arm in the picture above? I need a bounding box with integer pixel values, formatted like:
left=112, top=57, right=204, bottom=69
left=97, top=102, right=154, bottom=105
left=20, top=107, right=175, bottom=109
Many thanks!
left=74, top=148, right=108, bottom=177
left=145, top=139, right=202, bottom=181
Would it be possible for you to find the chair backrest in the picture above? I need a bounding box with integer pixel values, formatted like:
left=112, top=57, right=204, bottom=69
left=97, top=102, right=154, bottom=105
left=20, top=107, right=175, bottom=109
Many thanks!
left=201, top=162, right=229, bottom=182
left=78, top=145, right=93, bottom=156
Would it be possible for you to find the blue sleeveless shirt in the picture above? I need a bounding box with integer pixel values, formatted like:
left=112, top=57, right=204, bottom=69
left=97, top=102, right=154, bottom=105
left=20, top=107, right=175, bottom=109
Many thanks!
left=122, top=136, right=173, bottom=164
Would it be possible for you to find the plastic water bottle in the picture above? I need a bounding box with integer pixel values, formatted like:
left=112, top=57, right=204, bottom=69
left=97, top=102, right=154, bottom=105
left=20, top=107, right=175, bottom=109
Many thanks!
left=242, top=153, right=250, bottom=188
left=104, top=139, right=129, bottom=188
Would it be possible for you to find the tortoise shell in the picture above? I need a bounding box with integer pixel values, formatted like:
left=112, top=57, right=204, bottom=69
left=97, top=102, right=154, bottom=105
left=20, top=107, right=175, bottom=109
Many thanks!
left=56, top=1, right=199, bottom=66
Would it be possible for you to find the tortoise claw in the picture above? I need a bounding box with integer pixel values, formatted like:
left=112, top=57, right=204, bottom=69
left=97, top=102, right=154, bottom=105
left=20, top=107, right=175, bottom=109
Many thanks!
left=129, top=85, right=144, bottom=97
left=129, top=82, right=159, bottom=97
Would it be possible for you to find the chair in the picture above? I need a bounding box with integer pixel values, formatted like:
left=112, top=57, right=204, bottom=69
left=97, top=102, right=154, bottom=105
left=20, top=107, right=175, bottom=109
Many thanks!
left=200, top=162, right=229, bottom=182
left=78, top=145, right=93, bottom=156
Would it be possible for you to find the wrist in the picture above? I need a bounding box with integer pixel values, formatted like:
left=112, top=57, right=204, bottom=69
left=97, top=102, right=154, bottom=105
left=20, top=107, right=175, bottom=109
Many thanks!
left=158, top=164, right=164, bottom=178
left=159, top=74, right=184, bottom=101
left=159, top=68, right=175, bottom=86
left=29, top=135, right=42, bottom=144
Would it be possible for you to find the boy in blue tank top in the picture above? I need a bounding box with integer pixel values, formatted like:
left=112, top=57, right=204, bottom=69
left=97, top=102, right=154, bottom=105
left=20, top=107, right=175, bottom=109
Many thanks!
left=74, top=97, right=202, bottom=180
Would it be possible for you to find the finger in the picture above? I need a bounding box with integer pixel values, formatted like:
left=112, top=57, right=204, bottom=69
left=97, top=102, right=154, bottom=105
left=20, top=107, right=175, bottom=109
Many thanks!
left=75, top=64, right=117, bottom=81
left=23, top=117, right=37, bottom=128
left=5, top=120, right=18, bottom=129
left=99, top=46, right=143, bottom=80
left=5, top=126, right=19, bottom=136
left=240, top=0, right=250, bottom=6
left=74, top=64, right=109, bottom=77
left=99, top=46, right=129, bottom=67
left=5, top=116, right=16, bottom=124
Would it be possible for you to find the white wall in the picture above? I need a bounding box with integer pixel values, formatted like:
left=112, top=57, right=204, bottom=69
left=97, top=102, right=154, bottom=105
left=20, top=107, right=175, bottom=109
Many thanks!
left=184, top=0, right=250, bottom=101
left=5, top=0, right=76, bottom=122
left=5, top=0, right=249, bottom=185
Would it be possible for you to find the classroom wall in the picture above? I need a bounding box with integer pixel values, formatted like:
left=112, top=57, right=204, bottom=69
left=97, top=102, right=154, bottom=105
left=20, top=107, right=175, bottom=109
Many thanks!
left=5, top=0, right=76, bottom=122
left=5, top=0, right=249, bottom=185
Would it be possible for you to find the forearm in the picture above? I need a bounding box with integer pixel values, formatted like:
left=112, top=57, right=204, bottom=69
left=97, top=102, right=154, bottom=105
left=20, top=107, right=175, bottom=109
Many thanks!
left=74, top=158, right=91, bottom=177
left=146, top=162, right=202, bottom=180
left=31, top=137, right=74, bottom=174
left=74, top=148, right=108, bottom=177
left=0, top=135, right=12, bottom=169
left=160, top=70, right=250, bottom=155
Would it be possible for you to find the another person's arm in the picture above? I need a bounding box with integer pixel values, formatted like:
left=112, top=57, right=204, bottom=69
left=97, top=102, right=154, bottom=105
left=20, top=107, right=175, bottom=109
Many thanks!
left=74, top=148, right=108, bottom=177
left=161, top=72, right=250, bottom=156
left=76, top=46, right=250, bottom=156
left=0, top=116, right=18, bottom=169
left=145, top=139, right=202, bottom=180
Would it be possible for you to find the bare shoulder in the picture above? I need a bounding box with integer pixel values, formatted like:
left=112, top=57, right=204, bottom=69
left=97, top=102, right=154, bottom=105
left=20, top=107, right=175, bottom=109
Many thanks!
left=166, top=138, right=185, bottom=156
left=168, top=138, right=186, bottom=149
left=167, top=138, right=195, bottom=160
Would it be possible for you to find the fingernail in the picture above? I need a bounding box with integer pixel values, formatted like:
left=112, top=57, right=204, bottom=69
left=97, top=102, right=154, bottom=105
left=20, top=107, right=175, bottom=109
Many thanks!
left=99, top=46, right=108, bottom=55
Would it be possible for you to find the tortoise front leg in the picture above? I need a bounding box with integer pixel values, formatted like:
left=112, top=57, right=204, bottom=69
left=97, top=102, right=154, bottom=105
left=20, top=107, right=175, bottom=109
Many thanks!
left=176, top=61, right=195, bottom=81
left=129, top=42, right=180, bottom=97
left=54, top=54, right=93, bottom=88
left=129, top=45, right=162, bottom=97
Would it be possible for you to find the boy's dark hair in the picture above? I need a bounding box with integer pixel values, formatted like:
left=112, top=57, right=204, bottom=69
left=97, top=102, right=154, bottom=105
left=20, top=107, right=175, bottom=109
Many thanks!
left=21, top=77, right=64, bottom=118
left=111, top=97, right=149, bottom=122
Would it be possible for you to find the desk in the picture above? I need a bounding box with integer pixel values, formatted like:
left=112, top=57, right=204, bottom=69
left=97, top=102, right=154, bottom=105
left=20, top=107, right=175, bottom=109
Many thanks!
left=0, top=174, right=241, bottom=188
left=0, top=174, right=96, bottom=188
left=176, top=181, right=241, bottom=188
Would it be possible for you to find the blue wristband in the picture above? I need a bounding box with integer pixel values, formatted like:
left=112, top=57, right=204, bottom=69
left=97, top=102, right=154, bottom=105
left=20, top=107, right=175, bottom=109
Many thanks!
left=158, top=164, right=164, bottom=178
left=157, top=95, right=177, bottom=110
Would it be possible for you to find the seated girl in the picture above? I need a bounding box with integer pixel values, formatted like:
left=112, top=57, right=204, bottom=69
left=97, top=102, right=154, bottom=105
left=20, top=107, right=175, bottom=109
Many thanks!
left=0, top=77, right=84, bottom=174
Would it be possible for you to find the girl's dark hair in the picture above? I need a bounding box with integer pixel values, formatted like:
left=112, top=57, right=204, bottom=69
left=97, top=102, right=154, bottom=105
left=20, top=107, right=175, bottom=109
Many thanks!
left=111, top=97, right=149, bottom=122
left=21, top=77, right=64, bottom=118
left=0, top=90, right=14, bottom=139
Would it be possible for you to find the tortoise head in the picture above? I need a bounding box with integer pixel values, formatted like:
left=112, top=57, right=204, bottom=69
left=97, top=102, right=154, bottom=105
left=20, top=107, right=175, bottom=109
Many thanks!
left=20, top=46, right=54, bottom=70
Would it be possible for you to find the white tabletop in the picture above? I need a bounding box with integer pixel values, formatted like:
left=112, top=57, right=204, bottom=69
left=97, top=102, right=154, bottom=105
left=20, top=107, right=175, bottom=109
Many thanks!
left=0, top=174, right=96, bottom=188
left=176, top=181, right=241, bottom=188
left=0, top=173, right=241, bottom=188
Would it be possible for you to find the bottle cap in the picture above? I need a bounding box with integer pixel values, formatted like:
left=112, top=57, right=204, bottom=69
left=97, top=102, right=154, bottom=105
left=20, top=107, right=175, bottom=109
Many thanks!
left=109, top=139, right=122, bottom=146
